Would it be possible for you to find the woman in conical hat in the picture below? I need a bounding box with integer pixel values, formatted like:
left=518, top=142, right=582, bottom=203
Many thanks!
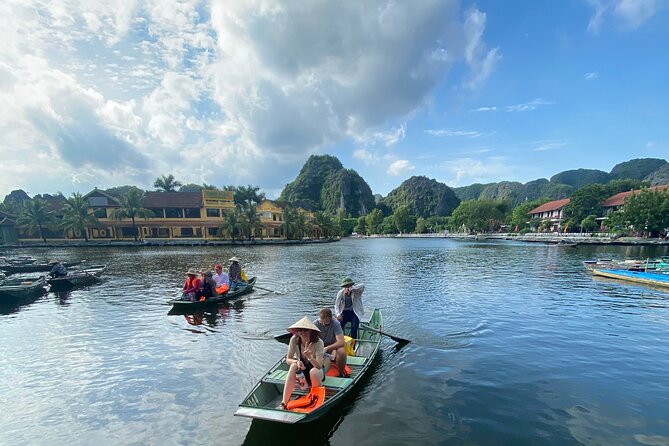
left=278, top=316, right=325, bottom=410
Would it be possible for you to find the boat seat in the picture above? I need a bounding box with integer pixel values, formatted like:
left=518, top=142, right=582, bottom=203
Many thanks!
left=345, top=356, right=366, bottom=366
left=264, top=370, right=353, bottom=390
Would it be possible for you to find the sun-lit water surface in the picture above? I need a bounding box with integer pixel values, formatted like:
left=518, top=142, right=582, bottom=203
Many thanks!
left=1, top=238, right=669, bottom=446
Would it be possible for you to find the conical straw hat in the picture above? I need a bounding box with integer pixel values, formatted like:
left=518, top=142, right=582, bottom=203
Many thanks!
left=287, top=316, right=320, bottom=333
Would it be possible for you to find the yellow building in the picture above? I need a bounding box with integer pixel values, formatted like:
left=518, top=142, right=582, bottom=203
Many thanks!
left=257, top=200, right=284, bottom=238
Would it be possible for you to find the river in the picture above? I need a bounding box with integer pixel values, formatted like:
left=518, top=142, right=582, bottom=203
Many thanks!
left=1, top=238, right=668, bottom=445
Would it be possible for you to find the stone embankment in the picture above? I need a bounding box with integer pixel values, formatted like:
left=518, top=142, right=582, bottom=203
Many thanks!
left=1, top=238, right=340, bottom=249
left=367, top=233, right=669, bottom=246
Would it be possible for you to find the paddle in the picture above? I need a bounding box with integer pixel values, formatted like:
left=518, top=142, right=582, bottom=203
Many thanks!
left=360, top=323, right=410, bottom=344
left=274, top=332, right=292, bottom=343
left=254, top=285, right=285, bottom=295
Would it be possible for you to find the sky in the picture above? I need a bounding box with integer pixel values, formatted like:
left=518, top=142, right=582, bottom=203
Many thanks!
left=1, top=0, right=668, bottom=200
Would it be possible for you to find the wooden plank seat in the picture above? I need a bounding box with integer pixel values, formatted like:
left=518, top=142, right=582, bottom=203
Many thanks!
left=263, top=369, right=353, bottom=390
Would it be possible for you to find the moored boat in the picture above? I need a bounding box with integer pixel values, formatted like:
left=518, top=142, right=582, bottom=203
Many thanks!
left=591, top=268, right=669, bottom=288
left=0, top=275, right=48, bottom=305
left=235, top=308, right=382, bottom=424
left=1, top=260, right=84, bottom=274
left=583, top=257, right=669, bottom=272
left=47, top=265, right=107, bottom=291
left=167, top=277, right=257, bottom=309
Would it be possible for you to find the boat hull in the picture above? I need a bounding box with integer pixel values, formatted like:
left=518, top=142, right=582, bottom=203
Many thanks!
left=167, top=277, right=257, bottom=309
left=1, top=261, right=83, bottom=274
left=592, top=268, right=669, bottom=288
left=235, top=308, right=383, bottom=424
left=47, top=265, right=106, bottom=291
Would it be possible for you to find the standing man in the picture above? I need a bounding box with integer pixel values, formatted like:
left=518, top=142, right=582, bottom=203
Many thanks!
left=314, top=308, right=348, bottom=378
left=228, top=256, right=242, bottom=290
left=335, top=277, right=364, bottom=340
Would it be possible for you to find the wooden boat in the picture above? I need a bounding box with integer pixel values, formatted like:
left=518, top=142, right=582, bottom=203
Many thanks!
left=47, top=265, right=107, bottom=291
left=583, top=257, right=669, bottom=272
left=235, top=308, right=382, bottom=424
left=0, top=275, right=48, bottom=304
left=591, top=268, right=669, bottom=288
left=167, top=277, right=257, bottom=309
left=1, top=260, right=84, bottom=274
left=0, top=256, right=37, bottom=266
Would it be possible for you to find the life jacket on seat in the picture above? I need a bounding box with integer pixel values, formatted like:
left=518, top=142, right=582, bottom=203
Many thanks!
left=215, top=284, right=229, bottom=295
left=286, top=386, right=325, bottom=412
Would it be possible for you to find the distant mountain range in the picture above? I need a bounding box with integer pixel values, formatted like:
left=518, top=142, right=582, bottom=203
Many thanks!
left=278, top=156, right=668, bottom=217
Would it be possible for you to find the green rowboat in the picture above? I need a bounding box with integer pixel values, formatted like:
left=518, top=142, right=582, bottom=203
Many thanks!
left=235, top=308, right=382, bottom=424
left=167, top=277, right=256, bottom=309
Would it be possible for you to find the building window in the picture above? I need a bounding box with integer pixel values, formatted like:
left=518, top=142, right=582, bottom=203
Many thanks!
left=206, top=208, right=220, bottom=217
left=207, top=227, right=219, bottom=236
left=185, top=208, right=200, bottom=218
left=121, top=227, right=137, bottom=237
left=149, top=208, right=165, bottom=218
left=181, top=227, right=194, bottom=237
left=165, top=208, right=183, bottom=218
left=93, top=208, right=108, bottom=218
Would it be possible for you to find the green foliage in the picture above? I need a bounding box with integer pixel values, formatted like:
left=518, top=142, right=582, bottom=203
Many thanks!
left=645, top=164, right=669, bottom=186
left=365, top=209, right=384, bottom=234
left=610, top=158, right=667, bottom=181
left=241, top=203, right=264, bottom=239
left=605, top=179, right=648, bottom=195
left=235, top=185, right=266, bottom=206
left=110, top=188, right=154, bottom=241
left=105, top=185, right=138, bottom=197
left=454, top=179, right=572, bottom=206
left=293, top=210, right=313, bottom=240
left=453, top=183, right=492, bottom=201
left=415, top=217, right=427, bottom=234
left=220, top=206, right=244, bottom=240
left=621, top=189, right=669, bottom=235
left=17, top=198, right=56, bottom=242
left=178, top=184, right=204, bottom=192
left=336, top=216, right=357, bottom=236
left=314, top=211, right=335, bottom=238
left=425, top=216, right=449, bottom=231
left=354, top=216, right=367, bottom=235
left=383, top=176, right=460, bottom=218
left=448, top=199, right=511, bottom=233
left=380, top=216, right=397, bottom=234
left=154, top=174, right=182, bottom=192
left=580, top=215, right=598, bottom=232
left=60, top=192, right=101, bottom=241
left=392, top=205, right=414, bottom=233
left=550, top=169, right=610, bottom=188
left=320, top=169, right=375, bottom=216
left=563, top=184, right=610, bottom=231
left=279, top=155, right=344, bottom=211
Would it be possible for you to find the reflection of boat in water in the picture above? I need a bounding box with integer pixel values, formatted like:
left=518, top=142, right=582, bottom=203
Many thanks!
left=47, top=265, right=107, bottom=291
left=167, top=277, right=256, bottom=309
left=0, top=276, right=48, bottom=305
left=591, top=268, right=669, bottom=289
left=235, top=308, right=382, bottom=424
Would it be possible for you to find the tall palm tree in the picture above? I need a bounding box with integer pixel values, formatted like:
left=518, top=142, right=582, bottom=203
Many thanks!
left=153, top=174, right=183, bottom=192
left=235, top=184, right=266, bottom=206
left=314, top=211, right=334, bottom=238
left=282, top=206, right=298, bottom=240
left=242, top=203, right=264, bottom=239
left=220, top=206, right=244, bottom=241
left=17, top=198, right=56, bottom=242
left=60, top=192, right=100, bottom=242
left=294, top=210, right=313, bottom=240
left=110, top=188, right=153, bottom=241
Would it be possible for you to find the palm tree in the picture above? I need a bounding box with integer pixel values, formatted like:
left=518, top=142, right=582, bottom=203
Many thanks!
left=17, top=198, right=56, bottom=242
left=282, top=206, right=298, bottom=240
left=110, top=188, right=153, bottom=241
left=242, top=203, right=264, bottom=239
left=220, top=206, right=244, bottom=241
left=314, top=211, right=334, bottom=238
left=60, top=192, right=100, bottom=241
left=294, top=210, right=313, bottom=240
left=235, top=184, right=266, bottom=206
left=153, top=174, right=183, bottom=192
left=202, top=183, right=219, bottom=190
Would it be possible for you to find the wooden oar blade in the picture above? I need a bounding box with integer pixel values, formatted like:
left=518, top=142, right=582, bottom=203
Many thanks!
left=360, top=323, right=410, bottom=344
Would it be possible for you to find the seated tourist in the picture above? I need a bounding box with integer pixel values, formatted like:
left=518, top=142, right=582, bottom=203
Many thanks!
left=197, top=270, right=217, bottom=300
left=182, top=269, right=201, bottom=301
left=212, top=263, right=230, bottom=294
left=314, top=308, right=348, bottom=377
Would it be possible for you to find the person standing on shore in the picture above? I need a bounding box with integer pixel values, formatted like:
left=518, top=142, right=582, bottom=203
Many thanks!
left=335, top=277, right=364, bottom=339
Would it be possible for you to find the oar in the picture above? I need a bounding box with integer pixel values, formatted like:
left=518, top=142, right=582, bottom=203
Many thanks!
left=254, top=285, right=285, bottom=295
left=360, top=323, right=410, bottom=344
left=274, top=332, right=292, bottom=343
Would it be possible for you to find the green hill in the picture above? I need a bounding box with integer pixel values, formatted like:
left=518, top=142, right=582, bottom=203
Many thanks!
left=383, top=176, right=460, bottom=217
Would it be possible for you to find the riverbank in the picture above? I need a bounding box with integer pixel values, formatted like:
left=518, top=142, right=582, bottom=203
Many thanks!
left=367, top=233, right=669, bottom=246
left=0, top=237, right=340, bottom=249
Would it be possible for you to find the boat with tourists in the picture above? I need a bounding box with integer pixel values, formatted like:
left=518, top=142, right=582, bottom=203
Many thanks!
left=1, top=260, right=84, bottom=274
left=167, top=276, right=257, bottom=309
left=0, top=275, right=48, bottom=305
left=235, top=308, right=383, bottom=424
left=47, top=265, right=107, bottom=291
left=591, top=268, right=669, bottom=288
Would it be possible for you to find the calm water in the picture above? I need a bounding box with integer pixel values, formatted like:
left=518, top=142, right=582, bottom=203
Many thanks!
left=1, top=238, right=669, bottom=446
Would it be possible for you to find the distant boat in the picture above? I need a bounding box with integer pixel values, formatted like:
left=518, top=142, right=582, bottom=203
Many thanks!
left=167, top=277, right=257, bottom=310
left=591, top=269, right=669, bottom=288
left=47, top=265, right=107, bottom=291
left=1, top=260, right=84, bottom=274
left=584, top=257, right=669, bottom=272
left=0, top=276, right=48, bottom=305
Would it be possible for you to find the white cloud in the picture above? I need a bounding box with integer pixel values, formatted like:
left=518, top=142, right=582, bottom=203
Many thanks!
left=437, top=156, right=516, bottom=186
left=0, top=0, right=498, bottom=199
left=586, top=0, right=659, bottom=32
left=532, top=142, right=567, bottom=152
left=506, top=98, right=555, bottom=112
left=471, top=106, right=497, bottom=112
left=387, top=160, right=415, bottom=176
left=584, top=72, right=599, bottom=80
left=425, top=129, right=482, bottom=138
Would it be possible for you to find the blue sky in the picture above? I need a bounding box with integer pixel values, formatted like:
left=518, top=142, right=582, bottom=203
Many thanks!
left=0, top=0, right=667, bottom=200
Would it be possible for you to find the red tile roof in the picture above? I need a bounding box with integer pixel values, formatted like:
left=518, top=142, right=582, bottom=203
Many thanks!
left=529, top=198, right=570, bottom=214
left=601, top=185, right=669, bottom=208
